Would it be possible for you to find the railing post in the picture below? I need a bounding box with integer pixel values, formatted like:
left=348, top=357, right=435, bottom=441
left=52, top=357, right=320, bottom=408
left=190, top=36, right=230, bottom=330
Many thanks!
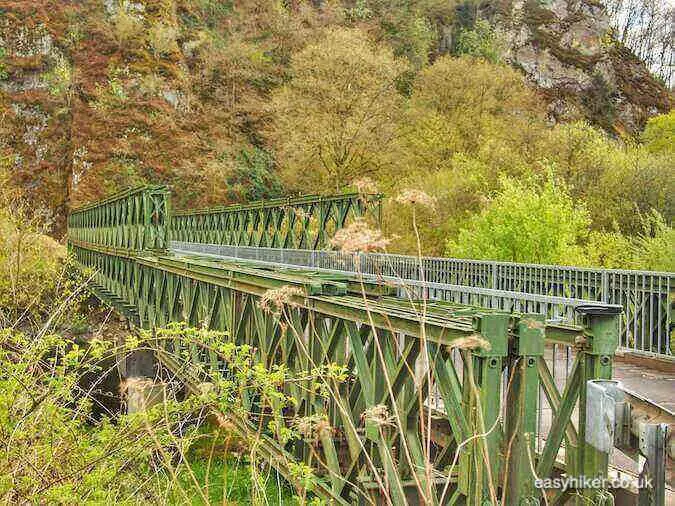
left=601, top=272, right=609, bottom=303
left=504, top=314, right=545, bottom=505
left=575, top=305, right=621, bottom=505
left=462, top=313, right=509, bottom=505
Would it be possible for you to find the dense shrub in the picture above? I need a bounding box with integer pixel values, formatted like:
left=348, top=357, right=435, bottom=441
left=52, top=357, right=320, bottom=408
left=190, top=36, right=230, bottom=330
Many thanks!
left=445, top=177, right=590, bottom=265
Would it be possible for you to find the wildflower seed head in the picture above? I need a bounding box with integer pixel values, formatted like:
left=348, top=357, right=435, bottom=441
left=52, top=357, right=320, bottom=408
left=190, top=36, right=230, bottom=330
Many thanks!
left=295, top=415, right=332, bottom=441
left=395, top=189, right=437, bottom=211
left=259, top=285, right=304, bottom=314
left=447, top=334, right=492, bottom=352
left=362, top=404, right=394, bottom=427
left=330, top=219, right=390, bottom=253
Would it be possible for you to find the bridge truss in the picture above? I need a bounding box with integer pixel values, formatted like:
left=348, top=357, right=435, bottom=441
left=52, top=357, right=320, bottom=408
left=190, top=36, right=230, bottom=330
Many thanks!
left=68, top=186, right=672, bottom=506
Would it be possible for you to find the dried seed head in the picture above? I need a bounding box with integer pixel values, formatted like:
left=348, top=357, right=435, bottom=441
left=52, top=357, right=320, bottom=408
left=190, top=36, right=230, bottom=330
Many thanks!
left=295, top=415, right=332, bottom=441
left=447, top=334, right=492, bottom=351
left=352, top=177, right=378, bottom=195
left=362, top=404, right=394, bottom=427
left=395, top=189, right=437, bottom=211
left=197, top=382, right=214, bottom=395
left=119, top=377, right=155, bottom=394
left=259, top=285, right=304, bottom=314
left=330, top=219, right=390, bottom=253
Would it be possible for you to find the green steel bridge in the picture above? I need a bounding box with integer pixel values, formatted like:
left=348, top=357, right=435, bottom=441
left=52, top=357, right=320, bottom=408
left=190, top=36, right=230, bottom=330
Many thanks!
left=67, top=185, right=673, bottom=506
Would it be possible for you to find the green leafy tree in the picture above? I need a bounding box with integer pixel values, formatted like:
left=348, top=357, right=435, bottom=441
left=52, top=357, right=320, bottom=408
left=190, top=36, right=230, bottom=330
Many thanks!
left=629, top=211, right=675, bottom=271
left=395, top=56, right=544, bottom=178
left=641, top=111, right=675, bottom=155
left=445, top=177, right=590, bottom=264
left=387, top=56, right=546, bottom=254
left=542, top=122, right=674, bottom=234
left=271, top=28, right=408, bottom=193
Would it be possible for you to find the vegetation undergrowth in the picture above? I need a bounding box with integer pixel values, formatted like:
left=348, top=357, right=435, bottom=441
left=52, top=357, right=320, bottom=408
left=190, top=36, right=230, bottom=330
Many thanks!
left=0, top=178, right=308, bottom=504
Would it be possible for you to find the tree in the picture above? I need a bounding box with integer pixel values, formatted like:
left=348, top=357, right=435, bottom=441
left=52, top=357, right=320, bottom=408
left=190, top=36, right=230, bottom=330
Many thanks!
left=605, top=0, right=674, bottom=86
left=641, top=111, right=674, bottom=154
left=542, top=121, right=674, bottom=234
left=385, top=56, right=546, bottom=254
left=270, top=28, right=408, bottom=193
left=397, top=56, right=545, bottom=178
left=629, top=211, right=675, bottom=271
left=445, top=177, right=590, bottom=265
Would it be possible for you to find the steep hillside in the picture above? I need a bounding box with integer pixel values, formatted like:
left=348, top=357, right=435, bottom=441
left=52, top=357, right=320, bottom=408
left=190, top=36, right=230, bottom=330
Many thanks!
left=0, top=0, right=671, bottom=239
left=495, top=0, right=671, bottom=134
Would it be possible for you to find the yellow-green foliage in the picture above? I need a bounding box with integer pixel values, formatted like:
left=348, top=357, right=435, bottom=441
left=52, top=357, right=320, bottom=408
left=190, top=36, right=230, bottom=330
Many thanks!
left=641, top=111, right=675, bottom=155
left=0, top=174, right=68, bottom=324
left=541, top=122, right=674, bottom=234
left=445, top=177, right=590, bottom=265
left=629, top=212, right=675, bottom=272
left=400, top=56, right=542, bottom=166
left=272, top=43, right=673, bottom=264
left=271, top=28, right=408, bottom=192
left=382, top=56, right=546, bottom=253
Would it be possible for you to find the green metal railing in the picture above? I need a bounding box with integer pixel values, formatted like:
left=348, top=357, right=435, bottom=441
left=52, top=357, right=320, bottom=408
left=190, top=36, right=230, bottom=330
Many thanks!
left=173, top=244, right=674, bottom=357
left=170, top=192, right=382, bottom=250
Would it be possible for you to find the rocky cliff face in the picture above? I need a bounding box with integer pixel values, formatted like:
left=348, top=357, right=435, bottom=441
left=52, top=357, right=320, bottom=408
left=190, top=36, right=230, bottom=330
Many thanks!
left=0, top=1, right=670, bottom=235
left=497, top=0, right=671, bottom=134
left=0, top=5, right=73, bottom=233
left=0, top=1, right=284, bottom=235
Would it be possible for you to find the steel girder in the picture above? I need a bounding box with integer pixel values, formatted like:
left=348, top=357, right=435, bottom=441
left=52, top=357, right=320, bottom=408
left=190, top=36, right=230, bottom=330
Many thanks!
left=67, top=187, right=637, bottom=505
left=68, top=185, right=170, bottom=253
left=170, top=193, right=383, bottom=249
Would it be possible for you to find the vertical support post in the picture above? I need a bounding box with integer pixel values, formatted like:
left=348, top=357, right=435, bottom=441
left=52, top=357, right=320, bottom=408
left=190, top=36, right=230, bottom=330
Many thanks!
left=463, top=313, right=509, bottom=505
left=576, top=306, right=620, bottom=505
left=601, top=272, right=609, bottom=303
left=504, top=315, right=545, bottom=505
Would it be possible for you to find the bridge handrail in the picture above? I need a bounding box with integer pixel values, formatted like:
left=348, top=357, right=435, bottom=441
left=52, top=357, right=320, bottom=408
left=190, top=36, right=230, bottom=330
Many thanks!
left=169, top=192, right=382, bottom=250
left=170, top=243, right=674, bottom=356
left=68, top=185, right=170, bottom=253
left=68, top=184, right=168, bottom=215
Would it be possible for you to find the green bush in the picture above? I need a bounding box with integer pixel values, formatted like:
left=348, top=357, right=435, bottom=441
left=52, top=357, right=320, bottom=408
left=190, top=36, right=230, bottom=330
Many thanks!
left=641, top=111, right=675, bottom=155
left=445, top=176, right=590, bottom=265
left=629, top=211, right=675, bottom=272
left=0, top=172, right=71, bottom=326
